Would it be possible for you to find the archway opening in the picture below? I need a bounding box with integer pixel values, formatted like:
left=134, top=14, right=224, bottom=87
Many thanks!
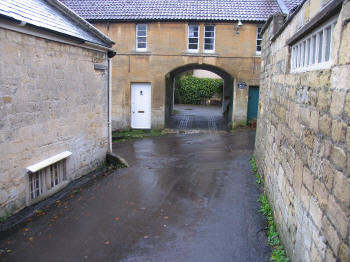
left=165, top=63, right=233, bottom=130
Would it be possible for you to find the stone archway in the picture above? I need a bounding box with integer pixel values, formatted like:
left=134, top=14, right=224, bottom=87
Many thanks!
left=165, top=63, right=234, bottom=129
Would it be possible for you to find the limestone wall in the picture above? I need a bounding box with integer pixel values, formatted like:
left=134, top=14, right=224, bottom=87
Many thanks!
left=0, top=28, right=109, bottom=216
left=255, top=0, right=350, bottom=261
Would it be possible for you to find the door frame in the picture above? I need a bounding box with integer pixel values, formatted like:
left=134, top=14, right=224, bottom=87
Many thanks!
left=246, top=85, right=259, bottom=124
left=130, top=82, right=152, bottom=129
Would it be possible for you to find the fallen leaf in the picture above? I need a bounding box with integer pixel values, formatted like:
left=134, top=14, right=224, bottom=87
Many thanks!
left=35, top=210, right=45, bottom=216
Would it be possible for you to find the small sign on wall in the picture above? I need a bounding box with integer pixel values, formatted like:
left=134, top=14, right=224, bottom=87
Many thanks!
left=238, top=82, right=247, bottom=89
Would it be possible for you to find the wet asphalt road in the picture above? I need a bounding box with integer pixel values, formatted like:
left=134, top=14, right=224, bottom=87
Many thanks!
left=0, top=131, right=270, bottom=262
left=167, top=105, right=227, bottom=130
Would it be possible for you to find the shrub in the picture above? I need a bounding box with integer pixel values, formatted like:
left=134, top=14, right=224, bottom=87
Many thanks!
left=175, top=75, right=223, bottom=105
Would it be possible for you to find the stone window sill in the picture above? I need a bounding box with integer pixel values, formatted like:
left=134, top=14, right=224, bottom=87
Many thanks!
left=182, top=52, right=218, bottom=57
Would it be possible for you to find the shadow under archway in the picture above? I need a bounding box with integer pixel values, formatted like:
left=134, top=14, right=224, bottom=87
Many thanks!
left=165, top=63, right=234, bottom=130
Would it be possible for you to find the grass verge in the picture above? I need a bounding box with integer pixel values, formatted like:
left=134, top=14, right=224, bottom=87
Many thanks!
left=112, top=129, right=165, bottom=142
left=250, top=156, right=289, bottom=262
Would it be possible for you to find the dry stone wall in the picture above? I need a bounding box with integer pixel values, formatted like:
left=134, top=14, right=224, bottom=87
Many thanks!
left=255, top=1, right=350, bottom=261
left=0, top=28, right=108, bottom=217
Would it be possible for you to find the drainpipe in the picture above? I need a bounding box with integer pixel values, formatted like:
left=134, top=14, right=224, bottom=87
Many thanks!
left=107, top=50, right=116, bottom=153
left=108, top=57, right=112, bottom=152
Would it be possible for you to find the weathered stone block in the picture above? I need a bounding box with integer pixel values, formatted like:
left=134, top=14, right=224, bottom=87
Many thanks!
left=331, top=120, right=346, bottom=143
left=330, top=90, right=346, bottom=117
left=317, top=88, right=331, bottom=112
left=314, top=179, right=328, bottom=210
left=330, top=145, right=346, bottom=170
left=293, top=157, right=303, bottom=197
left=331, top=65, right=350, bottom=90
left=348, top=153, right=350, bottom=178
left=300, top=106, right=311, bottom=125
left=340, top=5, right=350, bottom=55
left=310, top=110, right=319, bottom=132
left=322, top=216, right=340, bottom=254
left=326, top=196, right=348, bottom=239
left=325, top=247, right=336, bottom=262
left=309, top=197, right=323, bottom=229
left=296, top=86, right=309, bottom=104
left=333, top=171, right=350, bottom=210
left=300, top=185, right=311, bottom=210
left=345, top=92, right=350, bottom=119
left=303, top=166, right=314, bottom=193
left=303, top=128, right=314, bottom=149
left=310, top=242, right=323, bottom=262
left=322, top=139, right=332, bottom=159
left=319, top=114, right=331, bottom=136
left=319, top=71, right=331, bottom=87
left=339, top=242, right=350, bottom=262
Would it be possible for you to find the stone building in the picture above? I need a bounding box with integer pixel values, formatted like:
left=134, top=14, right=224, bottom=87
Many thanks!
left=61, top=0, right=288, bottom=130
left=255, top=0, right=350, bottom=261
left=0, top=0, right=115, bottom=217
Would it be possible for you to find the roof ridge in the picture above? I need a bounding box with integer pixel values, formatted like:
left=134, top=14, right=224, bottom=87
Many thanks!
left=60, top=0, right=282, bottom=22
left=46, top=0, right=114, bottom=46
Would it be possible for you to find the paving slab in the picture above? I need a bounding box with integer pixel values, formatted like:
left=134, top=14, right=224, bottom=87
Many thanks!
left=0, top=131, right=270, bottom=262
left=167, top=104, right=227, bottom=130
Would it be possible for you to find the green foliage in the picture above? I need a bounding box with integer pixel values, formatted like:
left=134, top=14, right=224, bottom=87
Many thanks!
left=175, top=75, right=223, bottom=105
left=250, top=157, right=258, bottom=173
left=251, top=156, right=289, bottom=262
left=271, top=246, right=289, bottom=262
left=250, top=157, right=262, bottom=185
left=0, top=212, right=9, bottom=223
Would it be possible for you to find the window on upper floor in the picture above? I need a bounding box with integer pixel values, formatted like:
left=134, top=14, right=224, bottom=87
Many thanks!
left=188, top=25, right=200, bottom=52
left=136, top=24, right=147, bottom=51
left=204, top=25, right=215, bottom=52
left=256, top=26, right=262, bottom=55
left=290, top=16, right=337, bottom=72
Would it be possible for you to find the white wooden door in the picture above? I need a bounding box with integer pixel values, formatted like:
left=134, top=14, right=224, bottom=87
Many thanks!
left=131, top=83, right=151, bottom=129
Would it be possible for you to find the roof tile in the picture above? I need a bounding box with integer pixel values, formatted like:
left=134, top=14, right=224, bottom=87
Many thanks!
left=60, top=0, right=283, bottom=22
left=0, top=0, right=113, bottom=47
